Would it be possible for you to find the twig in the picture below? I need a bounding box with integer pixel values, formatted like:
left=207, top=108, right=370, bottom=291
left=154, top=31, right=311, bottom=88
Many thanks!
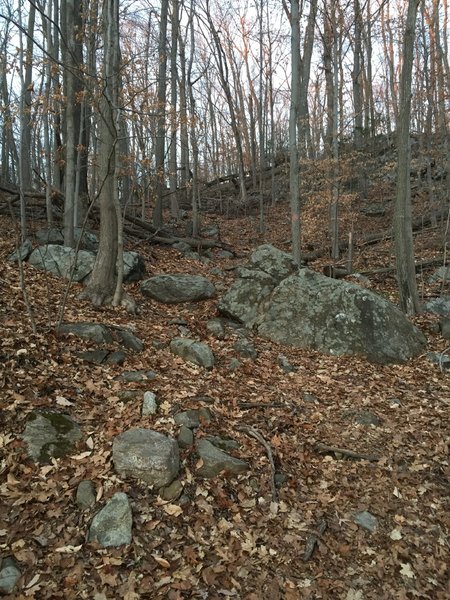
left=315, top=442, right=380, bottom=462
left=303, top=518, right=327, bottom=561
left=439, top=346, right=450, bottom=374
left=237, top=425, right=278, bottom=502
left=238, top=401, right=286, bottom=409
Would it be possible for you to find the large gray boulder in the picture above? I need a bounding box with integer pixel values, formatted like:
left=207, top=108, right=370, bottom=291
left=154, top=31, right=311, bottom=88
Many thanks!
left=35, top=227, right=99, bottom=251
left=29, top=244, right=95, bottom=282
left=22, top=411, right=83, bottom=463
left=140, top=274, right=216, bottom=303
left=258, top=270, right=426, bottom=363
left=123, top=251, right=146, bottom=283
left=219, top=245, right=426, bottom=364
left=113, top=429, right=179, bottom=487
left=170, top=338, right=215, bottom=369
left=88, top=492, right=132, bottom=547
left=57, top=322, right=113, bottom=344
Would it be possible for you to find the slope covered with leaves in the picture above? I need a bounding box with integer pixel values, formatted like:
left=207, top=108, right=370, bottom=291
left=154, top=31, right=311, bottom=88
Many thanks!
left=0, top=148, right=449, bottom=599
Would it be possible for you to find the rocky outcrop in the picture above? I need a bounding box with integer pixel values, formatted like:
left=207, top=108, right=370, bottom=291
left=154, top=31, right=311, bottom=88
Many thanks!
left=141, top=274, right=216, bottom=303
left=219, top=245, right=426, bottom=364
left=29, top=244, right=95, bottom=282
left=112, top=429, right=179, bottom=487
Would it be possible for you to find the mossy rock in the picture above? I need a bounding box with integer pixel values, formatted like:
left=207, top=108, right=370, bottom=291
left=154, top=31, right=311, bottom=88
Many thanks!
left=22, top=411, right=82, bottom=463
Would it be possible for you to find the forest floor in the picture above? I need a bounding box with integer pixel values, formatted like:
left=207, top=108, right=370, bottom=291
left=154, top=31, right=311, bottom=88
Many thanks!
left=0, top=151, right=449, bottom=599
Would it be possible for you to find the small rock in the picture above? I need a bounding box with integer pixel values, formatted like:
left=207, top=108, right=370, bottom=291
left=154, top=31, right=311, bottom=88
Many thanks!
left=206, top=318, right=226, bottom=339
left=88, top=492, right=132, bottom=547
left=105, top=351, right=126, bottom=365
left=303, top=393, right=319, bottom=404
left=217, top=250, right=234, bottom=259
left=343, top=410, right=382, bottom=427
left=439, top=318, right=450, bottom=340
left=75, top=350, right=109, bottom=364
left=170, top=338, right=215, bottom=369
left=117, top=390, right=140, bottom=402
left=113, top=429, right=179, bottom=487
left=204, top=436, right=239, bottom=451
left=427, top=352, right=450, bottom=370
left=353, top=511, right=378, bottom=533
left=142, top=391, right=157, bottom=416
left=234, top=338, right=258, bottom=359
left=177, top=425, right=194, bottom=448
left=228, top=358, right=241, bottom=371
left=196, top=439, right=249, bottom=478
left=76, top=480, right=96, bottom=509
left=174, top=408, right=212, bottom=429
left=278, top=354, right=297, bottom=373
left=425, top=295, right=450, bottom=315
left=159, top=479, right=183, bottom=502
left=0, top=556, right=21, bottom=594
left=58, top=322, right=113, bottom=344
left=274, top=472, right=288, bottom=486
left=172, top=241, right=192, bottom=254
left=115, top=329, right=144, bottom=352
left=115, top=370, right=157, bottom=382
left=8, top=239, right=33, bottom=263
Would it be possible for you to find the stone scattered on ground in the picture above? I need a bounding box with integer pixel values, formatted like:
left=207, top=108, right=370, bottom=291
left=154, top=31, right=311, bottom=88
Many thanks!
left=115, top=370, right=157, bottom=382
left=76, top=480, right=96, bottom=509
left=75, top=350, right=109, bottom=365
left=342, top=410, right=382, bottom=427
left=425, top=295, right=450, bottom=315
left=58, top=322, right=113, bottom=344
left=228, top=358, right=241, bottom=371
left=159, top=479, right=184, bottom=502
left=204, top=436, right=240, bottom=451
left=123, top=251, right=146, bottom=282
left=7, top=238, right=33, bottom=263
left=206, top=318, right=226, bottom=339
left=304, top=393, right=319, bottom=403
left=174, top=408, right=212, bottom=429
left=427, top=351, right=450, bottom=369
left=0, top=556, right=22, bottom=594
left=117, top=390, right=141, bottom=402
left=220, top=244, right=426, bottom=364
left=29, top=244, right=95, bottom=282
left=113, top=429, right=179, bottom=487
left=22, top=411, right=83, bottom=463
left=170, top=338, right=215, bottom=369
left=34, top=227, right=99, bottom=251
left=196, top=439, right=249, bottom=478
left=142, top=391, right=158, bottom=415
left=233, top=338, right=258, bottom=359
left=353, top=511, right=378, bottom=533
left=88, top=492, right=132, bottom=548
left=177, top=425, right=194, bottom=448
left=278, top=354, right=297, bottom=373
left=113, top=328, right=144, bottom=352
left=428, top=266, right=450, bottom=284
left=140, top=274, right=216, bottom=303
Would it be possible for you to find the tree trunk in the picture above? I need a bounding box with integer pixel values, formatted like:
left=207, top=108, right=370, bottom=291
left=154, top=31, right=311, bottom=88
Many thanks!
left=290, top=0, right=301, bottom=266
left=394, top=0, right=421, bottom=315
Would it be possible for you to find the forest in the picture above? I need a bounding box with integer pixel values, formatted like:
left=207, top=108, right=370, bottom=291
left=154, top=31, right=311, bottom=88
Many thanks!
left=0, top=0, right=449, bottom=598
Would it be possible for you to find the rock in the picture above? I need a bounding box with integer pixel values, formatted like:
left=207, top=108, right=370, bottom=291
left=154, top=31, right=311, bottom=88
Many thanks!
left=274, top=472, right=289, bottom=486
left=228, top=358, right=241, bottom=371
left=114, top=328, right=144, bottom=352
left=439, top=318, right=450, bottom=340
left=170, top=338, right=215, bottom=369
left=142, top=391, right=157, bottom=415
left=58, top=322, right=113, bottom=344
left=0, top=556, right=21, bottom=594
left=22, top=411, right=83, bottom=463
left=88, top=492, right=132, bottom=547
left=353, top=511, right=378, bottom=533
left=233, top=338, right=258, bottom=359
left=75, top=350, right=110, bottom=364
left=76, top=480, right=96, bottom=509
left=123, top=251, right=146, bottom=283
left=115, top=370, right=157, bottom=382
left=177, top=425, right=194, bottom=448
left=117, top=390, right=140, bottom=402
left=29, top=244, right=95, bottom=282
left=425, top=295, right=450, bottom=315
left=196, top=439, right=249, bottom=478
left=343, top=410, right=382, bottom=427
left=7, top=239, right=33, bottom=263
left=278, top=354, right=297, bottom=373
left=360, top=204, right=386, bottom=217
left=257, top=268, right=426, bottom=364
left=429, top=266, right=450, bottom=285
left=105, top=350, right=126, bottom=365
left=303, top=393, right=319, bottom=404
left=113, top=429, right=179, bottom=487
left=218, top=267, right=278, bottom=327
left=217, top=250, right=234, bottom=259
left=248, top=244, right=297, bottom=282
left=174, top=408, right=212, bottom=429
left=427, top=352, right=450, bottom=370
left=34, top=227, right=99, bottom=251
left=202, top=223, right=220, bottom=239
left=141, top=274, right=216, bottom=303
left=206, top=318, right=226, bottom=339
left=159, top=479, right=183, bottom=502
left=172, top=241, right=192, bottom=254
left=204, top=436, right=240, bottom=451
